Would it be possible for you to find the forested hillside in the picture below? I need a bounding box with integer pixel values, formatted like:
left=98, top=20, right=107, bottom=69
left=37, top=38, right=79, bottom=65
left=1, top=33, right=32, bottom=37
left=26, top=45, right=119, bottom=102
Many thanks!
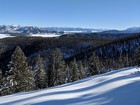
left=0, top=33, right=140, bottom=96
left=0, top=36, right=113, bottom=72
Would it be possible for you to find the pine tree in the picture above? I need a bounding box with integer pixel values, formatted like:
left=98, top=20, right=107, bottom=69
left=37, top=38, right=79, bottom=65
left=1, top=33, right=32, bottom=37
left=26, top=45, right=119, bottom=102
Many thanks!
left=34, top=55, right=47, bottom=89
left=124, top=54, right=129, bottom=67
left=0, top=69, right=2, bottom=81
left=8, top=46, right=35, bottom=93
left=70, top=59, right=79, bottom=82
left=0, top=69, right=2, bottom=90
left=83, top=59, right=89, bottom=77
left=78, top=61, right=85, bottom=79
left=88, top=52, right=101, bottom=76
left=65, top=65, right=72, bottom=83
left=105, top=57, right=111, bottom=71
left=117, top=54, right=124, bottom=69
left=136, top=47, right=140, bottom=66
left=0, top=70, right=13, bottom=96
left=48, top=48, right=66, bottom=87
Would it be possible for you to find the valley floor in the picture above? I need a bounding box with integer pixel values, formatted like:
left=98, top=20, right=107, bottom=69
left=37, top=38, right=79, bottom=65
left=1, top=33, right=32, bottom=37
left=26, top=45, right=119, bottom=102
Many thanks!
left=0, top=67, right=140, bottom=105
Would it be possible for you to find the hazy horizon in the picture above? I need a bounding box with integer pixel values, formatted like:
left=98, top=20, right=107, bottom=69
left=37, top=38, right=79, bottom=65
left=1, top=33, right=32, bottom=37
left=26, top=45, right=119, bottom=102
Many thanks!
left=0, top=24, right=139, bottom=30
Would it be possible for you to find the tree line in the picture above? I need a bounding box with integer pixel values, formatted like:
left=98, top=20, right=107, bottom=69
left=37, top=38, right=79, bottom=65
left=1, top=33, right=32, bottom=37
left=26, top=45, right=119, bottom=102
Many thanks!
left=0, top=45, right=140, bottom=96
left=0, top=46, right=85, bottom=96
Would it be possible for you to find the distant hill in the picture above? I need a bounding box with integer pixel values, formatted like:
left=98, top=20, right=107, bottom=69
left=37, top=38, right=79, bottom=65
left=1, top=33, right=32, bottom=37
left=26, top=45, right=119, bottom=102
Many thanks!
left=101, top=27, right=140, bottom=34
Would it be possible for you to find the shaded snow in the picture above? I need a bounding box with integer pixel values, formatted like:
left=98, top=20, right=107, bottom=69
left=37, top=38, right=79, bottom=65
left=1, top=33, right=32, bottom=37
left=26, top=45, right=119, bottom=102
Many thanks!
left=0, top=67, right=140, bottom=105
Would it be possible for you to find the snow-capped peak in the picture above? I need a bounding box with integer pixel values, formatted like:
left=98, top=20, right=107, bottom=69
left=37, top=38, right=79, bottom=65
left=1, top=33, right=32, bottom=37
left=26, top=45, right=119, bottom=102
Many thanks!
left=125, top=26, right=140, bottom=31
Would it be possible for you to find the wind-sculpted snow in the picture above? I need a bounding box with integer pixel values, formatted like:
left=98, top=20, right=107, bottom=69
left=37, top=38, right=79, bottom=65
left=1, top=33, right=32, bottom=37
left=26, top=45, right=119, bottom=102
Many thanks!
left=0, top=67, right=140, bottom=105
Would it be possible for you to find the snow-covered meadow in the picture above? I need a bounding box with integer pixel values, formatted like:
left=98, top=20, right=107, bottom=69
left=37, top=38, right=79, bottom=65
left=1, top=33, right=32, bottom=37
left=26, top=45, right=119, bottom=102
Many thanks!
left=0, top=34, right=61, bottom=39
left=0, top=67, right=140, bottom=105
left=30, top=34, right=61, bottom=37
left=0, top=34, right=14, bottom=39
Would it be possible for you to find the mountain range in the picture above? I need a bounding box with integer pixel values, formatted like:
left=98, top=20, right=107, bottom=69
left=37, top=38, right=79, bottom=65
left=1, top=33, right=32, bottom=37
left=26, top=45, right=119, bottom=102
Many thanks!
left=100, top=27, right=140, bottom=34
left=0, top=25, right=140, bottom=35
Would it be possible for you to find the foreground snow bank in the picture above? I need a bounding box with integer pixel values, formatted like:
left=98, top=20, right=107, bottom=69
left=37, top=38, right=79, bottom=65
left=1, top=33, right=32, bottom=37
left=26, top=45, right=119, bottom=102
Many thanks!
left=0, top=67, right=140, bottom=105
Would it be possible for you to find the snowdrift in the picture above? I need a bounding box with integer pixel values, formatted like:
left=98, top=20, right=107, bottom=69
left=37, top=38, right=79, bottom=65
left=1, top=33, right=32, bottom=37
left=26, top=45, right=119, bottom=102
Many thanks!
left=0, top=67, right=140, bottom=105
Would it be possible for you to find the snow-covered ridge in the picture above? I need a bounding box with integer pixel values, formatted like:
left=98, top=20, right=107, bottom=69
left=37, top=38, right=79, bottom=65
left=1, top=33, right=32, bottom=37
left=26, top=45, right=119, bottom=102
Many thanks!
left=0, top=25, right=104, bottom=35
left=0, top=67, right=140, bottom=105
left=0, top=25, right=140, bottom=35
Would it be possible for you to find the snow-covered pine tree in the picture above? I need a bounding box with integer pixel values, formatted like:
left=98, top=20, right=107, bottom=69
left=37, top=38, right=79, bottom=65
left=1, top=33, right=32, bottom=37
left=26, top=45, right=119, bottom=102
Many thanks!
left=0, top=70, right=13, bottom=96
left=124, top=54, right=129, bottom=67
left=70, top=59, right=79, bottom=82
left=65, top=65, right=72, bottom=83
left=48, top=48, right=66, bottom=87
left=0, top=69, right=2, bottom=90
left=0, top=69, right=5, bottom=96
left=34, top=54, right=47, bottom=89
left=136, top=47, right=140, bottom=66
left=117, top=54, right=124, bottom=69
left=83, top=58, right=89, bottom=77
left=8, top=46, right=35, bottom=93
left=78, top=61, right=85, bottom=79
left=88, top=52, right=101, bottom=76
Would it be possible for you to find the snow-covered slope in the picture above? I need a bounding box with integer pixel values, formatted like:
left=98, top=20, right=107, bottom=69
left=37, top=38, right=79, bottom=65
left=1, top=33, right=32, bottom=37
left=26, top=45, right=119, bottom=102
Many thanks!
left=0, top=67, right=140, bottom=105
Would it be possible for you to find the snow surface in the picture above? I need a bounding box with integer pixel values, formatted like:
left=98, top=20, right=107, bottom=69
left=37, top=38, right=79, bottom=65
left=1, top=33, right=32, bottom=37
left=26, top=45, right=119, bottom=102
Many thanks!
left=0, top=34, right=61, bottom=39
left=0, top=34, right=14, bottom=39
left=30, top=34, right=61, bottom=37
left=0, top=67, right=140, bottom=105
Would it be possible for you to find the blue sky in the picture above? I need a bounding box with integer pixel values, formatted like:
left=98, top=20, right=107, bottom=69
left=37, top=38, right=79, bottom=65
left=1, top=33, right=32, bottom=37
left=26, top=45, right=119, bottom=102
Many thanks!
left=0, top=0, right=140, bottom=29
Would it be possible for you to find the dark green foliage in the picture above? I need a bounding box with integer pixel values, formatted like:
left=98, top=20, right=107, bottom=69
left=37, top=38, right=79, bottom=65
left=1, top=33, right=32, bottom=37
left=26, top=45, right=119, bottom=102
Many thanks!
left=88, top=52, right=101, bottom=76
left=34, top=55, right=47, bottom=89
left=0, top=69, right=2, bottom=81
left=78, top=61, right=85, bottom=79
left=8, top=46, right=35, bottom=93
left=117, top=54, right=124, bottom=69
left=0, top=69, right=2, bottom=90
left=65, top=65, right=72, bottom=83
left=136, top=47, right=140, bottom=66
left=70, top=59, right=79, bottom=82
left=48, top=48, right=66, bottom=87
left=125, top=54, right=129, bottom=67
left=0, top=36, right=113, bottom=73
